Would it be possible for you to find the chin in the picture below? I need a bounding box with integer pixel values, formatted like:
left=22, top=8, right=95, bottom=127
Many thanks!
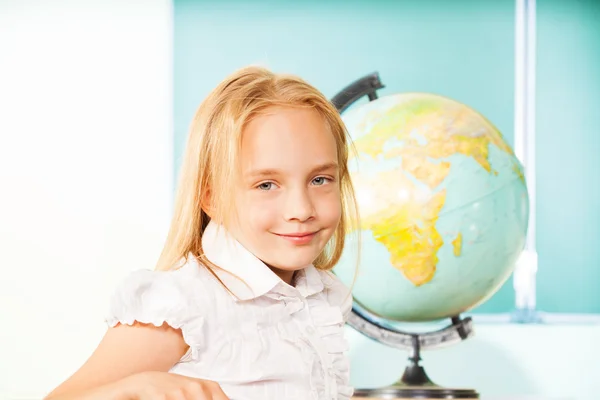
left=266, top=253, right=319, bottom=271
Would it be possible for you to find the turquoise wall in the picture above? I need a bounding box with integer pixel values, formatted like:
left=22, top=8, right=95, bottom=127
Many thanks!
left=174, top=0, right=517, bottom=313
left=535, top=0, right=600, bottom=314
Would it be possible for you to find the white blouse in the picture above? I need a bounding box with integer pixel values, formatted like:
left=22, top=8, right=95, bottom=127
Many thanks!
left=105, top=221, right=354, bottom=400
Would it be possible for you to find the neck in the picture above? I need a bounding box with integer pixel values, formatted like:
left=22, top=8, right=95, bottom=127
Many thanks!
left=268, top=266, right=296, bottom=286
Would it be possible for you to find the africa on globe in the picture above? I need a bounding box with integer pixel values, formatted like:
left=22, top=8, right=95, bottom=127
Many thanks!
left=334, top=93, right=529, bottom=322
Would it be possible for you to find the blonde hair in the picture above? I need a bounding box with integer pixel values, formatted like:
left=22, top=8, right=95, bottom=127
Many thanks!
left=154, top=65, right=360, bottom=274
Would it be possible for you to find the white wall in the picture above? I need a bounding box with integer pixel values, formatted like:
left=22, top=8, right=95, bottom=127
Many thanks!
left=0, top=1, right=173, bottom=398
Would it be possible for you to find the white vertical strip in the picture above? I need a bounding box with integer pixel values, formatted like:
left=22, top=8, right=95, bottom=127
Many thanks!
left=525, top=0, right=537, bottom=253
left=514, top=0, right=526, bottom=164
left=514, top=0, right=537, bottom=252
left=513, top=0, right=539, bottom=315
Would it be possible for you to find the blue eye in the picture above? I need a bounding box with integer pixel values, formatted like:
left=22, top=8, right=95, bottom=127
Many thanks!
left=258, top=182, right=274, bottom=191
left=312, top=176, right=330, bottom=186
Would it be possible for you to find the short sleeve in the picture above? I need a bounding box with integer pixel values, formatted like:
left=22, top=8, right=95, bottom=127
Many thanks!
left=105, top=262, right=206, bottom=361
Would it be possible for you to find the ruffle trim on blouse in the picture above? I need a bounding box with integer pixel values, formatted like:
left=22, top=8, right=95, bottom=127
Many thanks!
left=104, top=267, right=206, bottom=362
left=307, top=295, right=354, bottom=400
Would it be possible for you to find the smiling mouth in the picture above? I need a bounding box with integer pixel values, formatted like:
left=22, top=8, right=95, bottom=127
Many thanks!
left=276, top=231, right=319, bottom=238
left=274, top=230, right=320, bottom=244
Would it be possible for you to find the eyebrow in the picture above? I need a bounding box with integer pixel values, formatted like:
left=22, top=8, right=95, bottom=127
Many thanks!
left=246, top=162, right=339, bottom=179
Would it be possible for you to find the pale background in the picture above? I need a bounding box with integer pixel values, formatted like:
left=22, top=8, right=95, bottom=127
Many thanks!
left=0, top=0, right=174, bottom=398
left=1, top=1, right=599, bottom=399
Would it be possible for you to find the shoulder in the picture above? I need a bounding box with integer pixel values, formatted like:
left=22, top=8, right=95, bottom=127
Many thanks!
left=105, top=254, right=227, bottom=361
left=318, top=270, right=353, bottom=321
left=105, top=254, right=222, bottom=328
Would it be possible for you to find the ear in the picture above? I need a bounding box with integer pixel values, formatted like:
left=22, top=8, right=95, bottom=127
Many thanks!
left=200, top=188, right=214, bottom=218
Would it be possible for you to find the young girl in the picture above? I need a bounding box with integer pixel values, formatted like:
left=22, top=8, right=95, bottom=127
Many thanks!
left=45, top=66, right=359, bottom=400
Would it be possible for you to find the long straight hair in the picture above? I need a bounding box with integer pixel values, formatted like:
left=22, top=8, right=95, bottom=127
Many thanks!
left=155, top=66, right=360, bottom=275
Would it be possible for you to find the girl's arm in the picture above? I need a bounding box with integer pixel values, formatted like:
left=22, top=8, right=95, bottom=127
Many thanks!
left=44, top=321, right=221, bottom=400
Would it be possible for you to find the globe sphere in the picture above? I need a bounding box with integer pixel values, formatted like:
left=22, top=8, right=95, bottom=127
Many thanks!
left=334, top=93, right=529, bottom=322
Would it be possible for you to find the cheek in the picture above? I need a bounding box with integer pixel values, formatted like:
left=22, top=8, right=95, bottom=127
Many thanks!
left=317, top=190, right=342, bottom=227
left=238, top=195, right=278, bottom=230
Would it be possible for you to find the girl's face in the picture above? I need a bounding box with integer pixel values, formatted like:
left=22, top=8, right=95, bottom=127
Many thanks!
left=230, top=106, right=342, bottom=284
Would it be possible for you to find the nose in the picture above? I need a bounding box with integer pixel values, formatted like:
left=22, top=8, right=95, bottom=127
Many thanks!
left=284, top=187, right=315, bottom=222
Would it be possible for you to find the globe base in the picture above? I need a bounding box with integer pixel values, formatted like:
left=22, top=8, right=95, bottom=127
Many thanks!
left=352, top=351, right=479, bottom=399
left=352, top=386, right=479, bottom=399
left=348, top=313, right=480, bottom=399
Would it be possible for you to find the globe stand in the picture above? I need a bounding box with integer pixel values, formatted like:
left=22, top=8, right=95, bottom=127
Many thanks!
left=348, top=307, right=479, bottom=399
left=331, top=74, right=479, bottom=399
left=330, top=71, right=385, bottom=113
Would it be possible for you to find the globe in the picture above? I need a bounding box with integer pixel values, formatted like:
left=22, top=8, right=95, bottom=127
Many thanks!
left=334, top=92, right=529, bottom=323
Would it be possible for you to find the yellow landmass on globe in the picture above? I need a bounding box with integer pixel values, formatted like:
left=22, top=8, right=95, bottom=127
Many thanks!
left=351, top=96, right=518, bottom=188
left=356, top=109, right=386, bottom=135
left=452, top=232, right=462, bottom=257
left=512, top=163, right=525, bottom=183
left=352, top=168, right=446, bottom=286
left=346, top=95, right=522, bottom=286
